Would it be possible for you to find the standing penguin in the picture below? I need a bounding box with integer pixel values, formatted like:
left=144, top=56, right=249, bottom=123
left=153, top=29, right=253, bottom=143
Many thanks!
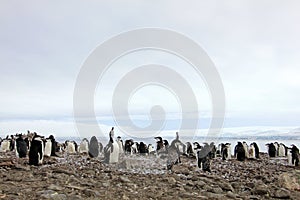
left=48, top=135, right=58, bottom=156
left=197, top=143, right=212, bottom=172
left=79, top=138, right=89, bottom=154
left=291, top=145, right=299, bottom=166
left=15, top=134, right=27, bottom=158
left=266, top=143, right=276, bottom=158
left=252, top=142, right=260, bottom=158
left=243, top=142, right=249, bottom=159
left=29, top=133, right=44, bottom=166
left=44, top=138, right=52, bottom=157
left=234, top=142, right=245, bottom=161
left=104, top=127, right=119, bottom=164
left=116, top=136, right=124, bottom=155
left=89, top=136, right=99, bottom=158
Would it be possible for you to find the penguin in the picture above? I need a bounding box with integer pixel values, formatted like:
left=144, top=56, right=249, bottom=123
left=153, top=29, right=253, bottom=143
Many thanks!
left=65, top=140, right=77, bottom=154
left=291, top=145, right=299, bottom=166
left=209, top=142, right=217, bottom=159
left=287, top=147, right=293, bottom=166
left=79, top=138, right=89, bottom=154
left=148, top=144, right=155, bottom=155
left=278, top=143, right=286, bottom=157
left=44, top=138, right=52, bottom=157
left=222, top=143, right=231, bottom=160
left=89, top=136, right=99, bottom=158
left=154, top=137, right=164, bottom=152
left=248, top=143, right=256, bottom=159
left=116, top=136, right=124, bottom=155
left=131, top=142, right=139, bottom=154
left=124, top=139, right=134, bottom=155
left=197, top=143, right=211, bottom=172
left=274, top=142, right=280, bottom=156
left=0, top=138, right=11, bottom=152
left=48, top=135, right=58, bottom=156
left=29, top=133, right=44, bottom=166
left=251, top=142, right=260, bottom=158
left=186, top=142, right=193, bottom=157
left=234, top=142, right=245, bottom=161
left=15, top=134, right=27, bottom=158
left=266, top=143, right=276, bottom=157
left=242, top=142, right=249, bottom=159
left=104, top=127, right=119, bottom=164
left=166, top=132, right=185, bottom=169
left=139, top=142, right=148, bottom=155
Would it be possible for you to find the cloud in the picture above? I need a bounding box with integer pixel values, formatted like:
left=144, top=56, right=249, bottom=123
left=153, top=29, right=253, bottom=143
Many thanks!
left=0, top=1, right=299, bottom=136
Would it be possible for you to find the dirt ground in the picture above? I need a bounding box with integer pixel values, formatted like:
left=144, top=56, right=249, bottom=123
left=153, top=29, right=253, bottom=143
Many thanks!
left=0, top=151, right=300, bottom=200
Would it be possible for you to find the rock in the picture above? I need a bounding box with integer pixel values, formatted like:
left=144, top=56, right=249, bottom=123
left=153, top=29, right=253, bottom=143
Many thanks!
left=273, top=188, right=290, bottom=199
left=48, top=184, right=63, bottom=191
left=252, top=184, right=269, bottom=195
left=102, top=182, right=110, bottom=187
left=196, top=180, right=206, bottom=188
left=202, top=192, right=224, bottom=199
left=211, top=187, right=223, bottom=194
left=226, top=191, right=236, bottom=199
left=219, top=182, right=234, bottom=192
left=166, top=177, right=177, bottom=184
left=278, top=173, right=300, bottom=191
left=119, top=176, right=131, bottom=183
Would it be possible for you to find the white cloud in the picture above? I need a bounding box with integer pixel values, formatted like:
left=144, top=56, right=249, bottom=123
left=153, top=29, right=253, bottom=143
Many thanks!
left=0, top=1, right=299, bottom=136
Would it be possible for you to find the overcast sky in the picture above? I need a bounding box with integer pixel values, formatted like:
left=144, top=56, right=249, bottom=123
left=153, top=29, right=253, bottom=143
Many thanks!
left=0, top=1, right=300, bottom=137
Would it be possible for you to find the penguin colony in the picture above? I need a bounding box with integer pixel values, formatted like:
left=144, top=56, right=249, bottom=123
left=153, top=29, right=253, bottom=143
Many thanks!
left=0, top=128, right=299, bottom=171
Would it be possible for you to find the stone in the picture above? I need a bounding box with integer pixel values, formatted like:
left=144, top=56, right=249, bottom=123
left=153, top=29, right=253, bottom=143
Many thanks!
left=273, top=188, right=290, bottom=199
left=119, top=176, right=131, bottom=183
left=219, top=182, right=234, bottom=192
left=252, top=184, right=269, bottom=195
left=48, top=184, right=63, bottom=191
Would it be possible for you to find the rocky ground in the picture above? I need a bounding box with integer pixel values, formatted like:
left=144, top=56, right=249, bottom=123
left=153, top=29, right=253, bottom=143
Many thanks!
left=0, top=152, right=300, bottom=200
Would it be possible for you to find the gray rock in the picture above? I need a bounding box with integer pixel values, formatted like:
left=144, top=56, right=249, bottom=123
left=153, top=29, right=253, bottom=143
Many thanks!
left=119, top=176, right=131, bottom=183
left=273, top=188, right=290, bottom=199
left=202, top=192, right=224, bottom=199
left=211, top=187, right=223, bottom=194
left=219, top=182, right=234, bottom=192
left=252, top=184, right=269, bottom=195
left=48, top=184, right=63, bottom=191
left=226, top=191, right=236, bottom=199
left=167, top=177, right=177, bottom=184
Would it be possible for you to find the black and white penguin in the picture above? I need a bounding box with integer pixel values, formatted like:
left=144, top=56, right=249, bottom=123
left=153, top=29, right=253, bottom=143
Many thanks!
left=274, top=142, right=280, bottom=156
left=89, top=136, right=99, bottom=158
left=48, top=135, right=58, bottom=156
left=0, top=138, right=11, bottom=152
left=124, top=139, right=135, bottom=155
left=154, top=137, right=164, bottom=152
left=251, top=142, right=260, bottom=158
left=197, top=143, right=211, bottom=172
left=222, top=143, right=231, bottom=160
left=139, top=142, right=148, bottom=155
left=29, top=133, right=44, bottom=166
left=278, top=143, right=286, bottom=157
left=166, top=132, right=185, bottom=169
left=248, top=143, right=256, bottom=159
left=104, top=127, right=119, bottom=164
left=266, top=143, right=276, bottom=157
left=65, top=140, right=77, bottom=154
left=79, top=138, right=89, bottom=154
left=148, top=144, right=155, bottom=155
left=44, top=138, right=52, bottom=157
left=15, top=134, right=27, bottom=158
left=116, top=136, right=124, bottom=155
left=291, top=145, right=299, bottom=166
left=234, top=142, right=245, bottom=161
left=242, top=141, right=249, bottom=159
